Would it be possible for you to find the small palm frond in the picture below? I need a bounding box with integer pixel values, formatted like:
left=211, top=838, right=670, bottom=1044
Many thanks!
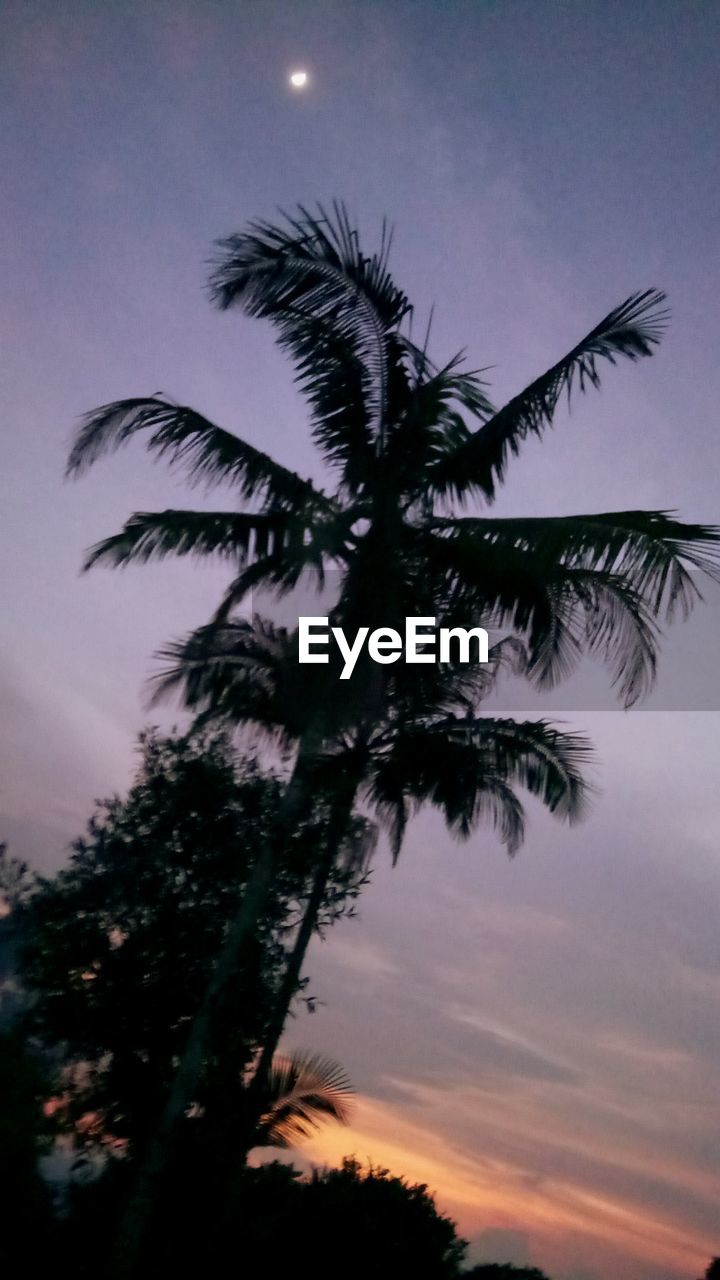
left=436, top=775, right=527, bottom=854
left=427, top=289, right=669, bottom=501
left=455, top=716, right=593, bottom=822
left=151, top=616, right=352, bottom=744
left=81, top=509, right=295, bottom=570
left=210, top=553, right=326, bottom=624
left=387, top=348, right=495, bottom=494
left=253, top=1050, right=353, bottom=1149
left=67, top=397, right=335, bottom=515
left=209, top=506, right=361, bottom=619
left=370, top=764, right=526, bottom=861
left=397, top=335, right=494, bottom=416
left=151, top=617, right=292, bottom=736
left=525, top=570, right=659, bottom=705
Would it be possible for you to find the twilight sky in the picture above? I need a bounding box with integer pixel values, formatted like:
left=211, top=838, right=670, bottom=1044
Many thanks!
left=2, top=3, right=720, bottom=1277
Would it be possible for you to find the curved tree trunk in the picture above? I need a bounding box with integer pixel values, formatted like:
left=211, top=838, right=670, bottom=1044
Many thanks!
left=109, top=724, right=324, bottom=1280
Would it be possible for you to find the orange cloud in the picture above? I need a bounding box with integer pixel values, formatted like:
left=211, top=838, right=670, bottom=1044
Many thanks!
left=268, top=1092, right=715, bottom=1278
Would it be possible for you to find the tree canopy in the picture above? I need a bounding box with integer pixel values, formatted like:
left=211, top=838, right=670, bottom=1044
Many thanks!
left=18, top=728, right=370, bottom=1165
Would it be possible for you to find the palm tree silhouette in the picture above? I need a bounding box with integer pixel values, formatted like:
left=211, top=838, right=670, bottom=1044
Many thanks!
left=68, top=205, right=719, bottom=1273
left=160, top=615, right=591, bottom=1166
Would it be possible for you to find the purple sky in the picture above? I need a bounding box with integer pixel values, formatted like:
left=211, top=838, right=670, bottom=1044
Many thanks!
left=2, top=4, right=720, bottom=1277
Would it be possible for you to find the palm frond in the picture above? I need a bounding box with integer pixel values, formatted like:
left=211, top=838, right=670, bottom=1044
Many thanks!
left=253, top=1049, right=353, bottom=1149
left=431, top=510, right=720, bottom=620
left=370, top=765, right=526, bottom=860
left=523, top=570, right=658, bottom=705
left=67, top=397, right=335, bottom=515
left=367, top=716, right=592, bottom=859
left=452, top=716, right=593, bottom=822
left=423, top=529, right=662, bottom=706
left=150, top=616, right=352, bottom=744
left=82, top=509, right=294, bottom=570
left=151, top=617, right=293, bottom=736
left=210, top=203, right=411, bottom=478
left=465, top=778, right=526, bottom=854
left=210, top=547, right=327, bottom=623
left=386, top=347, right=494, bottom=495
left=427, top=290, right=669, bottom=501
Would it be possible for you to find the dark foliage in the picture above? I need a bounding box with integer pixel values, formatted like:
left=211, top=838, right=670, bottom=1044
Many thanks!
left=60, top=1155, right=468, bottom=1279
left=0, top=1030, right=56, bottom=1267
left=17, top=729, right=366, bottom=1166
left=463, top=1266, right=551, bottom=1279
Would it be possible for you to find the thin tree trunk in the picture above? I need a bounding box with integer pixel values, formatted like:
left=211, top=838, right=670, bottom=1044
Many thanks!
left=250, top=850, right=335, bottom=1099
left=243, top=781, right=359, bottom=1134
left=108, top=725, right=324, bottom=1279
left=216, top=778, right=360, bottom=1224
left=218, top=851, right=337, bottom=1192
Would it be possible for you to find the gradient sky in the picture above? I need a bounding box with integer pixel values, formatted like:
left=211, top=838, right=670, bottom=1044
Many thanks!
left=2, top=4, right=720, bottom=1277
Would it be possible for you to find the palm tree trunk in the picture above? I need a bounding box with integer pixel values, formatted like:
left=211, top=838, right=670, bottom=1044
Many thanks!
left=215, top=778, right=360, bottom=1228
left=109, top=724, right=324, bottom=1279
left=249, top=850, right=335, bottom=1101
left=241, top=779, right=359, bottom=1141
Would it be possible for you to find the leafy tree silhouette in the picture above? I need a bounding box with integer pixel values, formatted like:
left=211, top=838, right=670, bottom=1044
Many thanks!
left=18, top=729, right=367, bottom=1168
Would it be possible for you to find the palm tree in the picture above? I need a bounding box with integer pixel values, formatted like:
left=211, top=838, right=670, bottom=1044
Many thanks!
left=68, top=205, right=719, bottom=1272
left=162, top=615, right=591, bottom=1167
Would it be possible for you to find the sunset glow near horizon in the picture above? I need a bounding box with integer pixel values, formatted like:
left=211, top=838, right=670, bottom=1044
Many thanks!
left=3, top=4, right=720, bottom=1278
left=288, top=1092, right=717, bottom=1278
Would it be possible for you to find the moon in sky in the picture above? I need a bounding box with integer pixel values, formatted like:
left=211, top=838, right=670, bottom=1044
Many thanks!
left=289, top=69, right=309, bottom=89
